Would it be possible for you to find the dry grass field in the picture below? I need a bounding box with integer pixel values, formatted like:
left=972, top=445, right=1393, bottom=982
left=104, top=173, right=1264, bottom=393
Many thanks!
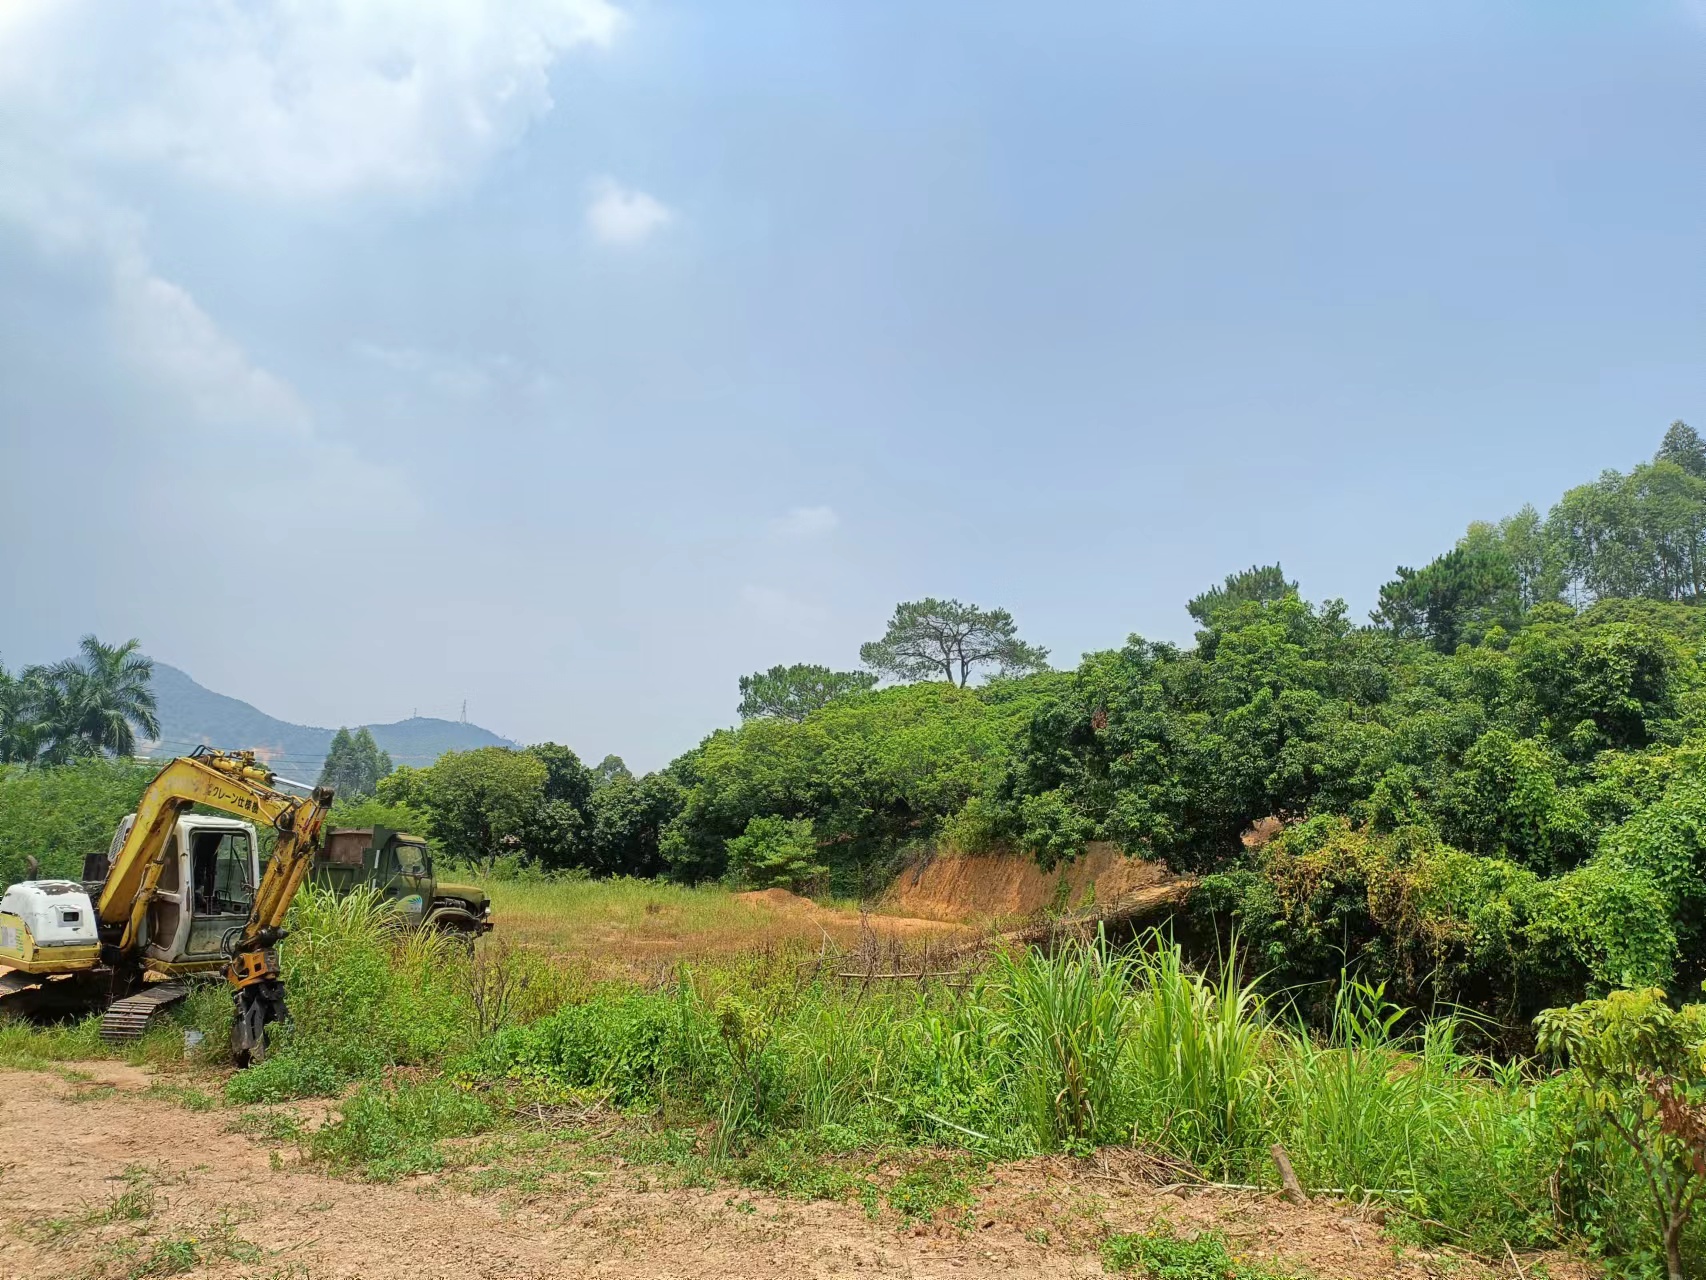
left=481, top=877, right=968, bottom=980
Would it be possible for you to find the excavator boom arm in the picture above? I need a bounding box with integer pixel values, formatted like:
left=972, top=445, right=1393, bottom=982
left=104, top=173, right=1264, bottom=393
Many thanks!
left=236, top=790, right=332, bottom=949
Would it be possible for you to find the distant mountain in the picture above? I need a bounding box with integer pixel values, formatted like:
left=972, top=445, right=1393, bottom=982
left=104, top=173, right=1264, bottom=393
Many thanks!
left=143, top=663, right=515, bottom=777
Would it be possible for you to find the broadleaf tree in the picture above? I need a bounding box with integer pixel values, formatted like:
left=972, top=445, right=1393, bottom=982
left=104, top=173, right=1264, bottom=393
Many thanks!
left=379, top=747, right=549, bottom=867
left=1536, top=988, right=1706, bottom=1280
left=859, top=599, right=1049, bottom=686
left=1656, top=419, right=1706, bottom=479
left=724, top=815, right=825, bottom=890
left=737, top=663, right=877, bottom=721
left=591, top=754, right=633, bottom=789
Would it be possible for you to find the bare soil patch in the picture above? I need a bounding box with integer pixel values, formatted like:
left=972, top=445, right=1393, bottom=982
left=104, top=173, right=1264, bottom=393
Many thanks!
left=733, top=888, right=966, bottom=942
left=883, top=844, right=1187, bottom=925
left=0, top=1064, right=1597, bottom=1280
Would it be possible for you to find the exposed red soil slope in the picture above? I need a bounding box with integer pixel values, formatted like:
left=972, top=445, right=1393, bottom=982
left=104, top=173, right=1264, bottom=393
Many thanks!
left=882, top=843, right=1185, bottom=924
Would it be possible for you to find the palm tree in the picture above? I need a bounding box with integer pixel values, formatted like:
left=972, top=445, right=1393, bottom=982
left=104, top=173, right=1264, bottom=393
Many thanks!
left=35, top=637, right=160, bottom=762
left=0, top=663, right=45, bottom=765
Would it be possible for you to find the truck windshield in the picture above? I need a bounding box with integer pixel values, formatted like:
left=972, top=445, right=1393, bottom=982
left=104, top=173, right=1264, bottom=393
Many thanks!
left=395, top=843, right=428, bottom=876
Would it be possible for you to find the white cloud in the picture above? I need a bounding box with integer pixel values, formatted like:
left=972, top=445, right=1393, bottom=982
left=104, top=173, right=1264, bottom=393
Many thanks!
left=354, top=341, right=553, bottom=399
left=106, top=245, right=416, bottom=526
left=0, top=161, right=414, bottom=526
left=0, top=1, right=602, bottom=528
left=740, top=586, right=828, bottom=635
left=4, top=0, right=625, bottom=202
left=585, top=176, right=674, bottom=246
left=112, top=252, right=312, bottom=435
left=770, top=505, right=840, bottom=539
left=0, top=0, right=644, bottom=568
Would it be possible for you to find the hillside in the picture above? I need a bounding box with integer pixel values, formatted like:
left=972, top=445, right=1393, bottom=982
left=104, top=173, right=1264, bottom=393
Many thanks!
left=144, top=663, right=513, bottom=774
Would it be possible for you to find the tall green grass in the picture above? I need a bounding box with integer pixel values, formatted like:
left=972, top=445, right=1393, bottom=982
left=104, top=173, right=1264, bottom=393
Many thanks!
left=991, top=937, right=1133, bottom=1148
left=229, top=885, right=569, bottom=1103
left=1124, top=942, right=1270, bottom=1172
left=32, top=889, right=1670, bottom=1273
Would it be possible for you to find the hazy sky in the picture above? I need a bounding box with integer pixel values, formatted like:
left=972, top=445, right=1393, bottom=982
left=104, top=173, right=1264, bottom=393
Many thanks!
left=2, top=1, right=1703, bottom=769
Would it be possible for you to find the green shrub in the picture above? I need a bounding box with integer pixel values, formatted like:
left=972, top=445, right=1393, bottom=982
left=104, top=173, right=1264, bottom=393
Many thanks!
left=1537, top=989, right=1706, bottom=1280
left=0, top=758, right=153, bottom=882
left=1196, top=816, right=1678, bottom=1021
left=465, top=989, right=688, bottom=1106
left=883, top=1155, right=981, bottom=1223
left=226, top=1042, right=360, bottom=1105
left=724, top=816, right=825, bottom=891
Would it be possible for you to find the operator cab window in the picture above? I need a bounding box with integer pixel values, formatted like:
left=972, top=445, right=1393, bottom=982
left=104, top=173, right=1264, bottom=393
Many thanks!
left=190, top=830, right=254, bottom=915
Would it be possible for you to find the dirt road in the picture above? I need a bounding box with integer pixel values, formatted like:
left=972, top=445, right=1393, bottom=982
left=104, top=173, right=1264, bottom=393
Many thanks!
left=0, top=1064, right=1589, bottom=1280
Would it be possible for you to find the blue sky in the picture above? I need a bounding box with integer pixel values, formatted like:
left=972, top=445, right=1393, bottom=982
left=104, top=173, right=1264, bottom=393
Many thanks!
left=2, top=0, right=1703, bottom=768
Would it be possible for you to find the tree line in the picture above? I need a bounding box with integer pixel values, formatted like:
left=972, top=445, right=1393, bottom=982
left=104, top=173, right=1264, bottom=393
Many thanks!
left=12, top=422, right=1706, bottom=1023
left=1373, top=420, right=1706, bottom=648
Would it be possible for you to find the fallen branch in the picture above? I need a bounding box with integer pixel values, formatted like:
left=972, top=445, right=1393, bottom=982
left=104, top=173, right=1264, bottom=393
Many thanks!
left=1153, top=1179, right=1417, bottom=1197
left=832, top=970, right=973, bottom=980
left=993, top=883, right=1194, bottom=949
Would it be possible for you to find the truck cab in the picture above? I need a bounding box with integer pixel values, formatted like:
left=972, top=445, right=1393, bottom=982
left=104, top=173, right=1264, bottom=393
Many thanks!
left=85, top=813, right=262, bottom=973
left=314, top=828, right=491, bottom=938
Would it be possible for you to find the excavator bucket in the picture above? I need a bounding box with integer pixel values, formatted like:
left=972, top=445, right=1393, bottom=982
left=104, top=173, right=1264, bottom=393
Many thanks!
left=233, top=989, right=286, bottom=1064
left=230, top=972, right=290, bottom=1066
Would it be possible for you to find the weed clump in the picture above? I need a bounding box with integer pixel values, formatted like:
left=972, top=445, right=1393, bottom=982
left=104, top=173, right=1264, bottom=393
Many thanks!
left=466, top=991, right=686, bottom=1107
left=222, top=886, right=491, bottom=1102
left=310, top=1079, right=493, bottom=1181
left=1101, top=1225, right=1304, bottom=1279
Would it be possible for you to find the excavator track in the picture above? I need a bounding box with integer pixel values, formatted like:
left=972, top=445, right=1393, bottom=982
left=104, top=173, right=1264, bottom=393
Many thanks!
left=0, top=968, right=109, bottom=1020
left=98, top=984, right=188, bottom=1044
left=0, top=969, right=43, bottom=1017
left=0, top=970, right=40, bottom=999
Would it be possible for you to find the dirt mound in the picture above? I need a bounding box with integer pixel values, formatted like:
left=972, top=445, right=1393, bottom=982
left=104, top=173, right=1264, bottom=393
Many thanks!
left=883, top=842, right=1186, bottom=924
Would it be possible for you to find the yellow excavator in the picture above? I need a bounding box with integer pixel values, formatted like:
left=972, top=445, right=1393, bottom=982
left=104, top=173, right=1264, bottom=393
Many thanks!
left=0, top=748, right=333, bottom=1065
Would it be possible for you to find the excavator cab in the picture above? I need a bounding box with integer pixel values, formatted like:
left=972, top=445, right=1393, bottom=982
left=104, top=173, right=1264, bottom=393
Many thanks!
left=87, top=813, right=263, bottom=973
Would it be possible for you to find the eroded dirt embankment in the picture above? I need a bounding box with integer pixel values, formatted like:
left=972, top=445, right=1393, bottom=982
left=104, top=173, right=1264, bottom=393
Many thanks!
left=881, top=843, right=1186, bottom=924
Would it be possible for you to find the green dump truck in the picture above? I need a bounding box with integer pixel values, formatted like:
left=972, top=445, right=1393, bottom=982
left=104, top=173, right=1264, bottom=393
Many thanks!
left=313, top=827, right=493, bottom=939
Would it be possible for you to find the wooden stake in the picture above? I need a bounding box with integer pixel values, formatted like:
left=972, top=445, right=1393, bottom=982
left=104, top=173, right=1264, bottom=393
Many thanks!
left=1270, top=1144, right=1309, bottom=1205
